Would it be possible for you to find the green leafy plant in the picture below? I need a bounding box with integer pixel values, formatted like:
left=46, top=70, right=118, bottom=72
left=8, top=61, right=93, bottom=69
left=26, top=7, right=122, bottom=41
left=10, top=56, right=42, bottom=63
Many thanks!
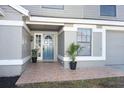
left=67, top=43, right=80, bottom=62
left=32, top=49, right=37, bottom=57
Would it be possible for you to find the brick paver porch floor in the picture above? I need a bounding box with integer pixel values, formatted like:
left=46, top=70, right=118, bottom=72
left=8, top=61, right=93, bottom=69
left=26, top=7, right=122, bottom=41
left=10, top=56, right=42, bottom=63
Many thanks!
left=16, top=62, right=124, bottom=85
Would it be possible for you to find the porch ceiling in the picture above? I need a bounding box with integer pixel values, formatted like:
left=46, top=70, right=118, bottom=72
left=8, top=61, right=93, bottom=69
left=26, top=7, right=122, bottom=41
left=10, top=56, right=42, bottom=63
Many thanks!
left=27, top=24, right=63, bottom=31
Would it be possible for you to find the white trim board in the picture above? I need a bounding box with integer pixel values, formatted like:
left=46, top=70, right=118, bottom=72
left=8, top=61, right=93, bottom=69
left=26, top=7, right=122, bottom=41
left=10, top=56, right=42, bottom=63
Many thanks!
left=0, top=20, right=24, bottom=26
left=0, top=56, right=31, bottom=65
left=9, top=5, right=29, bottom=16
left=30, top=16, right=124, bottom=27
left=102, top=26, right=124, bottom=31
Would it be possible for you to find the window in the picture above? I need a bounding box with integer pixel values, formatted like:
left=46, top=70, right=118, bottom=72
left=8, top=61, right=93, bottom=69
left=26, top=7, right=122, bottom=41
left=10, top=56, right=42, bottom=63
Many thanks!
left=100, top=5, right=116, bottom=17
left=42, top=5, right=64, bottom=10
left=77, top=28, right=92, bottom=56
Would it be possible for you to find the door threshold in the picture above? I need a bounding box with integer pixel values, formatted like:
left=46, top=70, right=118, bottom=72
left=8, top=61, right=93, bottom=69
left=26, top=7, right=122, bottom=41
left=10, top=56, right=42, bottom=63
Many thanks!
left=37, top=60, right=55, bottom=63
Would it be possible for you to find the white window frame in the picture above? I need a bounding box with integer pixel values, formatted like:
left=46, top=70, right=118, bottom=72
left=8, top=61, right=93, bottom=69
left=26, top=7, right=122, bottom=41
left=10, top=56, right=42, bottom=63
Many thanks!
left=100, top=5, right=116, bottom=17
left=62, top=24, right=106, bottom=61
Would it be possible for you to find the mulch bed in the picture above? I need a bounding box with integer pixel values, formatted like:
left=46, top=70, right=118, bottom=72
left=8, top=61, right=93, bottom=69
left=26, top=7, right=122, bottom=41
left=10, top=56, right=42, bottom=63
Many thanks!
left=0, top=76, right=19, bottom=88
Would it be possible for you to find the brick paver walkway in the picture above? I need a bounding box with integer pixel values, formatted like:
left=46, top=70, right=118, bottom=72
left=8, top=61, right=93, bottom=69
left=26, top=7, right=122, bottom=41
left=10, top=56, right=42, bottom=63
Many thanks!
left=16, top=62, right=124, bottom=85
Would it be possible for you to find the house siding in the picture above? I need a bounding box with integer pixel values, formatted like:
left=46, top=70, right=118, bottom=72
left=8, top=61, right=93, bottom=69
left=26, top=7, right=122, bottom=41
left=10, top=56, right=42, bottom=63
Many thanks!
left=23, top=5, right=124, bottom=21
left=22, top=5, right=84, bottom=18
left=83, top=5, right=124, bottom=21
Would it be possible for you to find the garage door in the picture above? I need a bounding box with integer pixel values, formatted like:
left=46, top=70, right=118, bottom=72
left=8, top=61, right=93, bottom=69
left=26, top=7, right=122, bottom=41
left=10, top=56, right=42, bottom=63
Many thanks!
left=106, top=31, right=124, bottom=65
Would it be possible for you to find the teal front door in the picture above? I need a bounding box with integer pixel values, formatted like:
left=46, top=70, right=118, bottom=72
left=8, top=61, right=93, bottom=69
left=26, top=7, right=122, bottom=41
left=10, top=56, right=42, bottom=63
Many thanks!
left=43, top=34, right=54, bottom=60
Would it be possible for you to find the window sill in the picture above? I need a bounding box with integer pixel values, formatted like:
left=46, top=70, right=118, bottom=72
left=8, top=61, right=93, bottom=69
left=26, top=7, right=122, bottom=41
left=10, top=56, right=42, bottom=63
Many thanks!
left=100, top=15, right=116, bottom=18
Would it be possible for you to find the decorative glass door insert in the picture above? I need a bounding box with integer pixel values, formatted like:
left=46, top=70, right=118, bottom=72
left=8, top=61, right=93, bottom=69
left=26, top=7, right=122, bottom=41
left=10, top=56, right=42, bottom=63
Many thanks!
left=34, top=34, right=43, bottom=60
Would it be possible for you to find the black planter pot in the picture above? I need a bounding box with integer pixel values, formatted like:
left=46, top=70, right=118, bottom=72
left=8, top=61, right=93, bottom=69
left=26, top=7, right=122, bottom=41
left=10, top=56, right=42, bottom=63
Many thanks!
left=69, top=61, right=77, bottom=70
left=32, top=57, right=37, bottom=63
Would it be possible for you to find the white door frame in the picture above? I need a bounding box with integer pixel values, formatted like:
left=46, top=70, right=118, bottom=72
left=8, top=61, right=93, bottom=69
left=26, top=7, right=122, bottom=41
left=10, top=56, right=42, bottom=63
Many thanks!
left=33, top=31, right=58, bottom=61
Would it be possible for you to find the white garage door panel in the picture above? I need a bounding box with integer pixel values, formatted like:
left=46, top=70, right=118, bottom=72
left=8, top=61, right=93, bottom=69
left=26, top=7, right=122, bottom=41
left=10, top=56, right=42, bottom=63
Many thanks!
left=106, top=31, right=124, bottom=65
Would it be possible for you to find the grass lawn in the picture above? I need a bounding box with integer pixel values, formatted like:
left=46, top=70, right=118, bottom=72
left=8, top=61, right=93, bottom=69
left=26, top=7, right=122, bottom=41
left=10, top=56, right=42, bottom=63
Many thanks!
left=18, top=76, right=124, bottom=88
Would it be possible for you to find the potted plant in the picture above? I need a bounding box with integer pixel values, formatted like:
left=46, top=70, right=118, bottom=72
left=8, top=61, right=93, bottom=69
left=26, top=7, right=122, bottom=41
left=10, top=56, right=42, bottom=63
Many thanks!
left=32, top=49, right=38, bottom=63
left=67, top=43, right=80, bottom=70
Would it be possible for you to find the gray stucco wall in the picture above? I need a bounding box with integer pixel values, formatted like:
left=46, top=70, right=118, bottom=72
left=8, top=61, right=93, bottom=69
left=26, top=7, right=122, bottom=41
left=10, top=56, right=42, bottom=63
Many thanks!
left=0, top=25, right=22, bottom=59
left=58, top=32, right=64, bottom=56
left=0, top=5, right=23, bottom=20
left=22, top=27, right=31, bottom=58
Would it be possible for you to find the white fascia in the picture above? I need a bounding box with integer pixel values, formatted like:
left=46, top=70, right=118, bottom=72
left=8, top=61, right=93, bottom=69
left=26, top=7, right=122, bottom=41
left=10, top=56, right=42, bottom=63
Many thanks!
left=9, top=5, right=29, bottom=16
left=26, top=21, right=64, bottom=26
left=30, top=16, right=124, bottom=27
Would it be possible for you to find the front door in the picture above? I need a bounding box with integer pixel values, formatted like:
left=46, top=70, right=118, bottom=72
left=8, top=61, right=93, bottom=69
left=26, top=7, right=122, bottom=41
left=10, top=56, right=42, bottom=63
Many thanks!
left=43, top=34, right=54, bottom=60
left=34, top=33, right=54, bottom=61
